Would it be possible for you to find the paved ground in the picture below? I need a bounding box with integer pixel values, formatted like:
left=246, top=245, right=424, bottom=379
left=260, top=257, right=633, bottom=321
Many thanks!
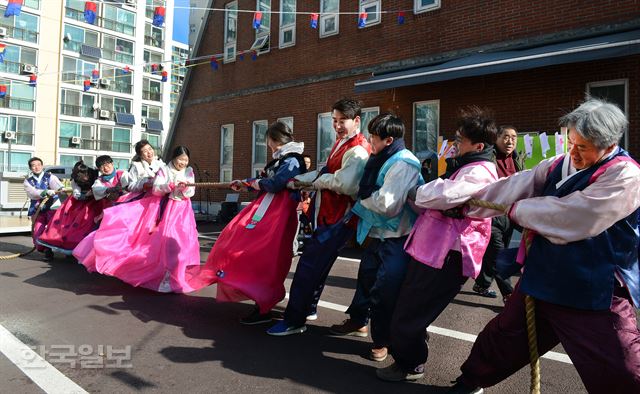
left=0, top=222, right=592, bottom=393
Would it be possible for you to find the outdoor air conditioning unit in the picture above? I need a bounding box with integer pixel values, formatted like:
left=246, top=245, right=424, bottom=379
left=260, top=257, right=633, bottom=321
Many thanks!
left=99, top=110, right=111, bottom=120
left=20, top=64, right=37, bottom=74
left=125, top=0, right=136, bottom=5
left=70, top=136, right=81, bottom=145
left=3, top=131, right=16, bottom=141
left=141, top=118, right=147, bottom=127
left=99, top=78, right=111, bottom=87
left=0, top=27, right=7, bottom=38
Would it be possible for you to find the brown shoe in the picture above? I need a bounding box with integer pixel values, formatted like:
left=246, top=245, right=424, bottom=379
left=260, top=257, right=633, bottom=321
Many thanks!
left=329, top=319, right=368, bottom=337
left=370, top=346, right=388, bottom=362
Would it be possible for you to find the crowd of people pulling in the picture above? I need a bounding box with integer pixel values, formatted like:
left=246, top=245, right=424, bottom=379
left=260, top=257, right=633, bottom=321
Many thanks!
left=21, top=97, right=640, bottom=393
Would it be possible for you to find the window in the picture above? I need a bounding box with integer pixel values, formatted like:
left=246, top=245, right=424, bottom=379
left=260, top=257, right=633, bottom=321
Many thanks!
left=320, top=0, right=339, bottom=37
left=99, top=126, right=131, bottom=153
left=0, top=8, right=39, bottom=43
left=142, top=105, right=162, bottom=120
left=252, top=120, right=268, bottom=176
left=100, top=65, right=133, bottom=94
left=0, top=115, right=34, bottom=145
left=359, top=0, right=381, bottom=27
left=102, top=35, right=134, bottom=64
left=0, top=151, right=31, bottom=172
left=413, top=100, right=439, bottom=154
left=60, top=89, right=96, bottom=118
left=414, top=0, right=441, bottom=14
left=143, top=78, right=162, bottom=101
left=277, top=116, right=293, bottom=132
left=112, top=157, right=130, bottom=170
left=0, top=45, right=37, bottom=74
left=102, top=4, right=136, bottom=36
left=63, top=24, right=99, bottom=52
left=59, top=122, right=95, bottom=149
left=101, top=96, right=132, bottom=114
left=141, top=132, right=161, bottom=154
left=317, top=112, right=335, bottom=165
left=252, top=0, right=271, bottom=54
left=279, top=0, right=296, bottom=48
left=144, top=49, right=163, bottom=72
left=0, top=79, right=35, bottom=111
left=145, top=23, right=164, bottom=48
left=60, top=154, right=95, bottom=167
left=62, top=57, right=97, bottom=85
left=360, top=107, right=380, bottom=138
left=223, top=1, right=237, bottom=63
left=587, top=79, right=628, bottom=149
left=220, top=124, right=234, bottom=182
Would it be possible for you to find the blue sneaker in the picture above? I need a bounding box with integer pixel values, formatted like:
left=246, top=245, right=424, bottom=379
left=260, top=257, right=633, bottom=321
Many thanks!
left=266, top=320, right=307, bottom=336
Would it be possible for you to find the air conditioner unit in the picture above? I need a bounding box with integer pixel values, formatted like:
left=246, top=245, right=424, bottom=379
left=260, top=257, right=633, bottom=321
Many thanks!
left=20, top=64, right=37, bottom=74
left=99, top=110, right=111, bottom=119
left=99, top=78, right=111, bottom=87
left=180, top=53, right=188, bottom=59
left=3, top=131, right=16, bottom=140
left=125, top=0, right=136, bottom=4
left=0, top=27, right=7, bottom=37
left=141, top=118, right=147, bottom=127
left=70, top=136, right=81, bottom=145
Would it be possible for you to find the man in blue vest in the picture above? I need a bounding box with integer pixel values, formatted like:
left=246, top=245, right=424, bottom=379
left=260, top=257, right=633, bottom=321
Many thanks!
left=23, top=157, right=64, bottom=261
left=416, top=98, right=640, bottom=393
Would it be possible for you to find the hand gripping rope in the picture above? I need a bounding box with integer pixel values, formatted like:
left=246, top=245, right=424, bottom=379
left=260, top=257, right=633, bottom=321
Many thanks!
left=467, top=198, right=540, bottom=394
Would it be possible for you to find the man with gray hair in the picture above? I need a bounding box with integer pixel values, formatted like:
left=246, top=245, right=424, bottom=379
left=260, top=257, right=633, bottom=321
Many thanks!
left=425, top=98, right=640, bottom=393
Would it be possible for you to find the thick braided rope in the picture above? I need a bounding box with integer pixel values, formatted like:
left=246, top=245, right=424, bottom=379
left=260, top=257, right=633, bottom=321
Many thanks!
left=467, top=198, right=540, bottom=394
left=0, top=196, right=52, bottom=260
left=183, top=182, right=232, bottom=189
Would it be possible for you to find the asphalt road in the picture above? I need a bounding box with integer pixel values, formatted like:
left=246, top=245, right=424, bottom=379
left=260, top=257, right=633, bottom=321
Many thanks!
left=0, top=229, right=588, bottom=393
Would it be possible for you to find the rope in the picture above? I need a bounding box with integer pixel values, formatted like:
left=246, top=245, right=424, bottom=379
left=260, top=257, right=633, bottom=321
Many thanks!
left=0, top=195, right=51, bottom=261
left=183, top=182, right=232, bottom=189
left=466, top=198, right=540, bottom=394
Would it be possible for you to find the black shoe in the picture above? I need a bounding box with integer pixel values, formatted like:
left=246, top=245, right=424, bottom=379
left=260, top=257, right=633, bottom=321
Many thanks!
left=43, top=249, right=54, bottom=261
left=447, top=380, right=484, bottom=394
left=472, top=284, right=497, bottom=298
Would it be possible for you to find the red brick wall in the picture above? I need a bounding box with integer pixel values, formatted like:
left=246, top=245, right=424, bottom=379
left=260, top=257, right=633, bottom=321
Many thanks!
left=173, top=1, right=640, bottom=202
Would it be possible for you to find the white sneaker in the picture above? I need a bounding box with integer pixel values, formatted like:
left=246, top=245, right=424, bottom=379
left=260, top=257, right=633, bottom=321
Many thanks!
left=306, top=313, right=318, bottom=321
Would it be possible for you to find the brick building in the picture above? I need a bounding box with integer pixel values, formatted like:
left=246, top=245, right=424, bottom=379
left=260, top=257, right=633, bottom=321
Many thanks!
left=167, top=0, right=640, bottom=204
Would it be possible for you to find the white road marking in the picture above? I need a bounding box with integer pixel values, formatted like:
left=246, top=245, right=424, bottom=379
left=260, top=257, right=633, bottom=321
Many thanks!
left=285, top=293, right=573, bottom=365
left=0, top=324, right=88, bottom=394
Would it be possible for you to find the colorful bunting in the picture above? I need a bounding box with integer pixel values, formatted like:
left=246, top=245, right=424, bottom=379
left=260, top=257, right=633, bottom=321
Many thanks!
left=0, top=44, right=5, bottom=64
left=238, top=52, right=245, bottom=61
left=358, top=12, right=367, bottom=28
left=151, top=63, right=159, bottom=74
left=397, top=11, right=405, bottom=25
left=210, top=56, right=219, bottom=70
left=83, top=79, right=91, bottom=92
left=161, top=70, right=167, bottom=82
left=310, top=13, right=319, bottom=29
left=152, top=6, right=165, bottom=27
left=4, top=0, right=23, bottom=18
left=251, top=50, right=258, bottom=61
left=91, top=69, right=99, bottom=81
left=28, top=74, right=36, bottom=87
left=0, top=85, right=7, bottom=98
left=121, top=65, right=131, bottom=74
left=253, top=11, right=262, bottom=30
left=84, top=1, right=97, bottom=25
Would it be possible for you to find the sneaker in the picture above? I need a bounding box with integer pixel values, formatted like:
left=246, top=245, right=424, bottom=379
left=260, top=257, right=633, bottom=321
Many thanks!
left=266, top=320, right=307, bottom=336
left=369, top=346, right=388, bottom=362
left=43, top=249, right=54, bottom=261
left=329, top=319, right=368, bottom=337
left=376, top=362, right=424, bottom=382
left=306, top=313, right=318, bottom=321
left=472, top=284, right=497, bottom=298
left=240, top=308, right=273, bottom=325
left=446, top=380, right=484, bottom=394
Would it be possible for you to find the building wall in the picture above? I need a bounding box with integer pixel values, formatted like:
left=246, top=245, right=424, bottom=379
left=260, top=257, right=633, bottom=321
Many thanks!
left=171, top=1, right=640, bottom=202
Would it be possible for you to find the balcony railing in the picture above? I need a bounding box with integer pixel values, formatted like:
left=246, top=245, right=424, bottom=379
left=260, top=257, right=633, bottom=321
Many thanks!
left=0, top=60, right=22, bottom=75
left=101, top=48, right=134, bottom=65
left=60, top=103, right=94, bottom=118
left=0, top=96, right=35, bottom=111
left=104, top=80, right=133, bottom=94
left=58, top=137, right=131, bottom=153
left=61, top=72, right=88, bottom=86
left=144, top=35, right=163, bottom=48
left=142, top=90, right=161, bottom=101
left=0, top=24, right=38, bottom=44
